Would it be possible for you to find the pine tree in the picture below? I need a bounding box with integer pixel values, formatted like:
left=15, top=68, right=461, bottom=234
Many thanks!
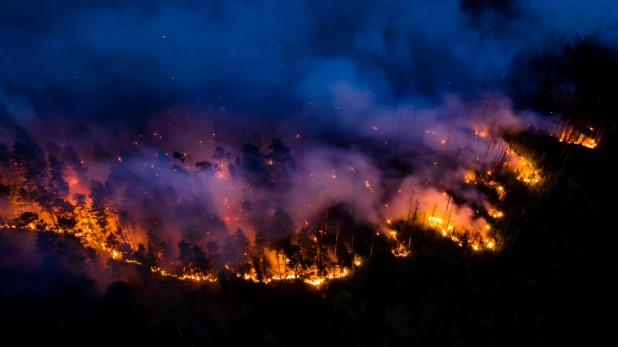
left=178, top=240, right=192, bottom=264
left=269, top=209, right=295, bottom=247
left=192, top=244, right=211, bottom=275
left=12, top=127, right=48, bottom=191
left=223, top=235, right=237, bottom=267
left=48, top=155, right=69, bottom=198
left=211, top=146, right=230, bottom=171
left=196, top=160, right=215, bottom=174
left=297, top=227, right=317, bottom=268
left=254, top=229, right=270, bottom=280
left=181, top=225, right=202, bottom=245
left=233, top=228, right=250, bottom=254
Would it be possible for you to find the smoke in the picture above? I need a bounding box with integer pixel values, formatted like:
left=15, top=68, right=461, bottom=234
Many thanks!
left=0, top=0, right=615, bottom=271
left=2, top=1, right=617, bottom=127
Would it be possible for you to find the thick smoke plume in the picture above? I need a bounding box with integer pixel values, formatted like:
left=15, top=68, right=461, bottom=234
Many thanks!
left=0, top=0, right=614, bottom=282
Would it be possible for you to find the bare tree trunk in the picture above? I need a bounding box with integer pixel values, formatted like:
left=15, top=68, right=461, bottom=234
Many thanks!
left=408, top=201, right=419, bottom=249
left=421, top=212, right=426, bottom=234
left=404, top=191, right=415, bottom=230
left=443, top=129, right=452, bottom=157
left=493, top=138, right=504, bottom=164
left=334, top=218, right=340, bottom=262
left=444, top=195, right=451, bottom=221
left=370, top=224, right=378, bottom=257
left=430, top=204, right=437, bottom=225
left=276, top=249, right=281, bottom=279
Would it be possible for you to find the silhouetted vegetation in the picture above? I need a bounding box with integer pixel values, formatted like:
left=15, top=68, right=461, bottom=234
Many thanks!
left=1, top=36, right=617, bottom=347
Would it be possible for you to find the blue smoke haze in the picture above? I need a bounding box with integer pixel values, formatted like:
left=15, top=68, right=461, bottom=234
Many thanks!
left=1, top=0, right=617, bottom=130
left=0, top=0, right=615, bottom=290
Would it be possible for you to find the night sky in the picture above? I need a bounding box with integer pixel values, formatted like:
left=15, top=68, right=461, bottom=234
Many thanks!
left=1, top=0, right=616, bottom=126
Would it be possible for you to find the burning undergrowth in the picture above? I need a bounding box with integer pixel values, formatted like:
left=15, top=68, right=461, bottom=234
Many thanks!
left=0, top=92, right=567, bottom=287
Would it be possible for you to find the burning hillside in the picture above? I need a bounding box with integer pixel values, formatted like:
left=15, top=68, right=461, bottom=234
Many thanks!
left=0, top=93, right=575, bottom=287
left=549, top=121, right=602, bottom=149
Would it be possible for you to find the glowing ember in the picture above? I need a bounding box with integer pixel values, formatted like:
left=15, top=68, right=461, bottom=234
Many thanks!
left=424, top=216, right=495, bottom=251
left=489, top=209, right=503, bottom=219
left=464, top=171, right=476, bottom=184
left=551, top=124, right=599, bottom=149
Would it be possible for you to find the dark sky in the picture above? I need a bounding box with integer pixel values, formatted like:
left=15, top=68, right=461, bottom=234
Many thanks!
left=0, top=0, right=616, bottom=126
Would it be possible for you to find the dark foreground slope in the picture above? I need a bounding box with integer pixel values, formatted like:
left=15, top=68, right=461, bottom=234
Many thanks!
left=1, top=37, right=617, bottom=347
left=1, top=133, right=616, bottom=347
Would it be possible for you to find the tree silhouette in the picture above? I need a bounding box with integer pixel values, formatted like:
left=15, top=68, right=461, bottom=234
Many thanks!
left=233, top=228, right=250, bottom=254
left=196, top=160, right=215, bottom=174
left=63, top=145, right=87, bottom=176
left=266, top=138, right=294, bottom=168
left=265, top=138, right=295, bottom=184
left=191, top=244, right=211, bottom=275
left=206, top=240, right=222, bottom=270
left=36, top=230, right=96, bottom=268
left=223, top=235, right=237, bottom=265
left=222, top=228, right=252, bottom=274
left=56, top=216, right=77, bottom=233
left=211, top=146, right=230, bottom=170
left=16, top=211, right=38, bottom=228
left=178, top=239, right=192, bottom=265
left=268, top=209, right=295, bottom=246
left=181, top=225, right=202, bottom=245
left=12, top=127, right=48, bottom=200
left=283, top=240, right=305, bottom=280
left=48, top=155, right=69, bottom=198
left=254, top=229, right=270, bottom=280
left=297, top=227, right=317, bottom=269
left=172, top=151, right=186, bottom=163
left=89, top=180, right=109, bottom=234
left=239, top=143, right=268, bottom=186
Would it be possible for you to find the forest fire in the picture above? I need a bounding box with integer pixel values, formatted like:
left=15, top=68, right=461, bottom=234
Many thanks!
left=549, top=122, right=600, bottom=149
left=489, top=209, right=504, bottom=219
left=0, top=94, right=590, bottom=289
left=511, top=154, right=541, bottom=185
left=0, top=219, right=351, bottom=287
left=464, top=170, right=506, bottom=199
left=426, top=216, right=494, bottom=251
left=0, top=112, right=593, bottom=290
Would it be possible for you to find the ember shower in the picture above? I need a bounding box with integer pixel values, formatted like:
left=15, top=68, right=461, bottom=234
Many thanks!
left=0, top=0, right=613, bottom=284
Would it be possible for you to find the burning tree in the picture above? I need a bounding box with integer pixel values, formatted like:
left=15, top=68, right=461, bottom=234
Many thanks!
left=0, top=121, right=526, bottom=289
